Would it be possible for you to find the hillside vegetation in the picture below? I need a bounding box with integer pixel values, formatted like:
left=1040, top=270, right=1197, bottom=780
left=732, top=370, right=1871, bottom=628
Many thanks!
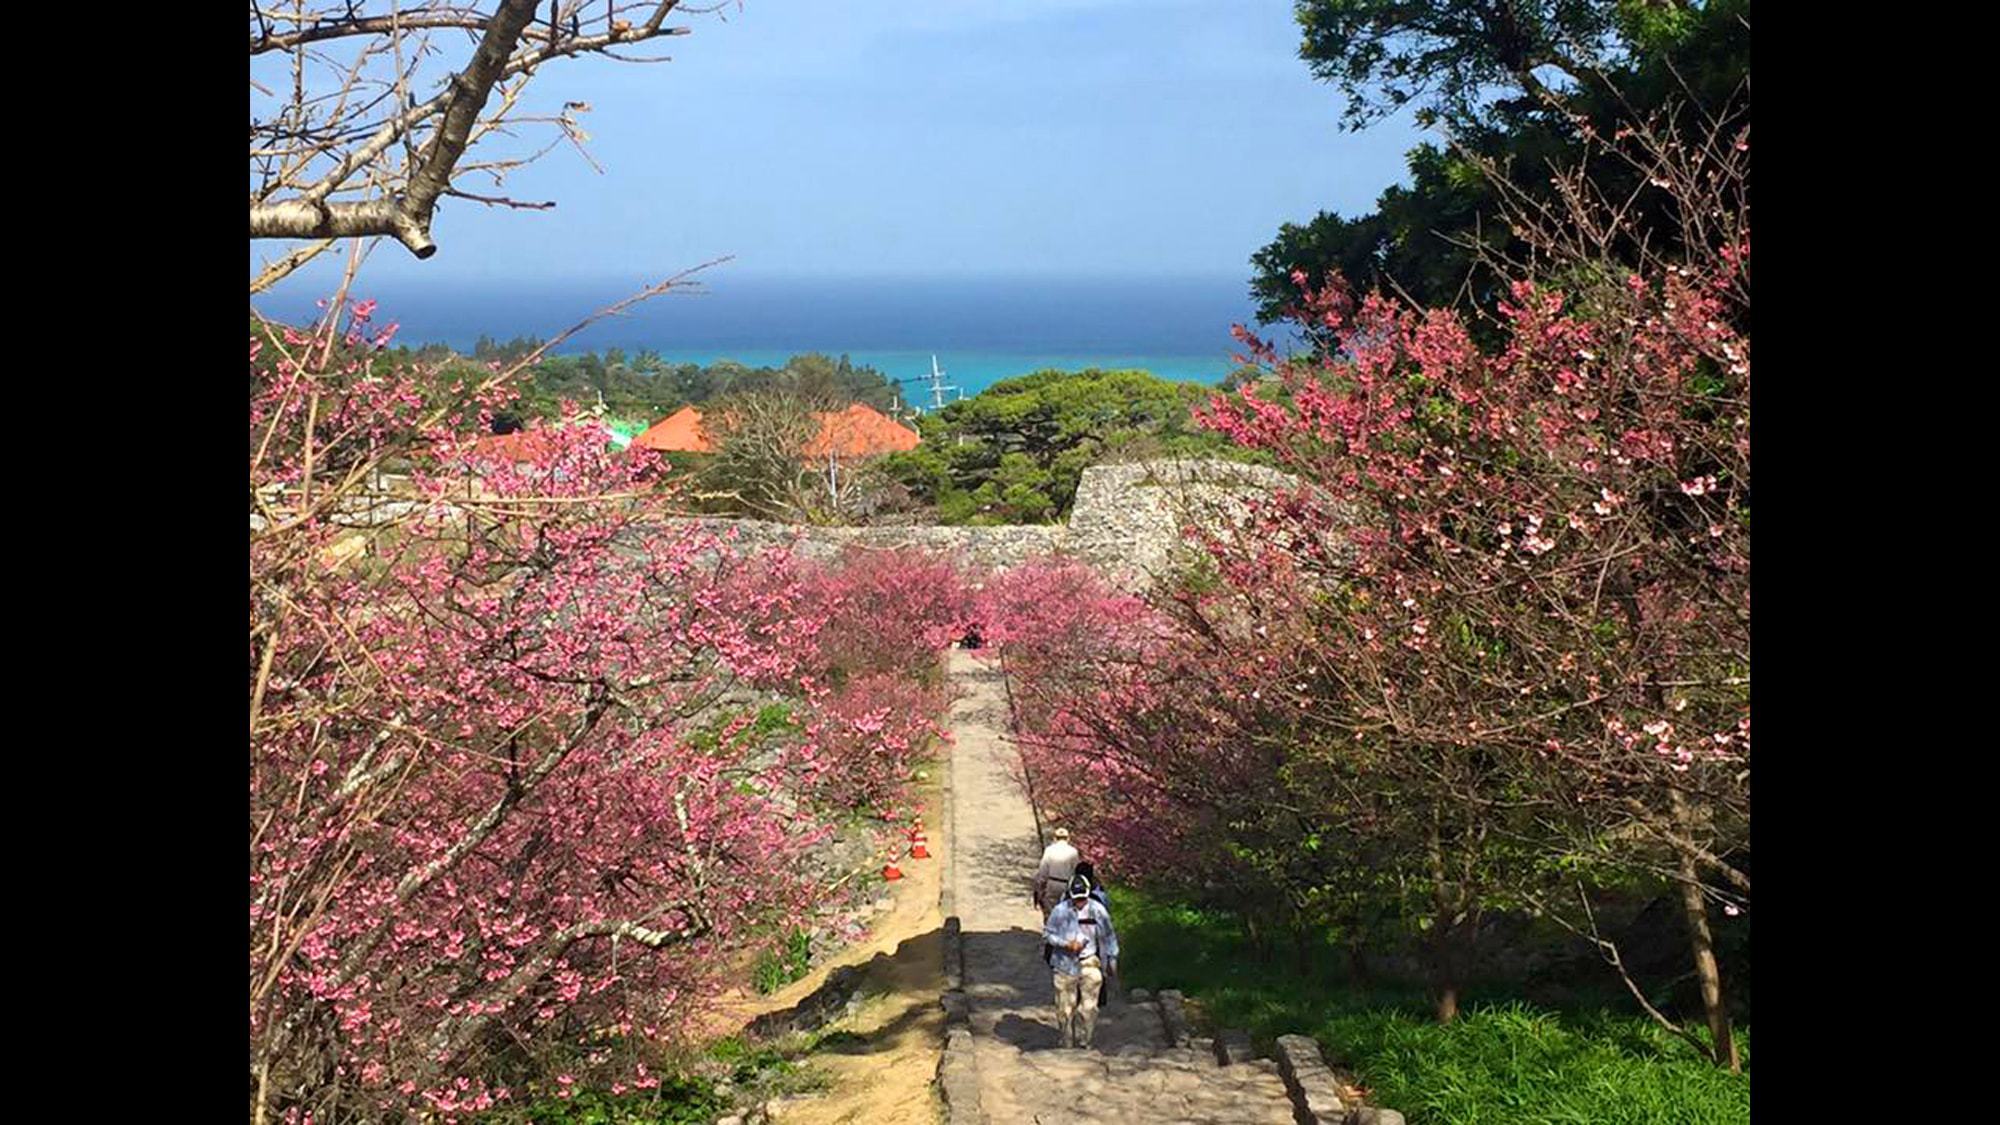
left=880, top=368, right=1259, bottom=524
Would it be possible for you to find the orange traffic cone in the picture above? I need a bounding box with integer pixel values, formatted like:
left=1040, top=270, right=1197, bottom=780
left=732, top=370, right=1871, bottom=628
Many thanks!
left=882, top=853, right=904, bottom=881
left=907, top=817, right=924, bottom=841
left=911, top=831, right=930, bottom=860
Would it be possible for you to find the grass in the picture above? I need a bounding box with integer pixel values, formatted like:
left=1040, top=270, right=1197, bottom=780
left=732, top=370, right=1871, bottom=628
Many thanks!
left=485, top=1030, right=845, bottom=1125
left=491, top=1078, right=723, bottom=1125
left=1110, top=886, right=1749, bottom=1125
left=751, top=926, right=814, bottom=994
left=699, top=1030, right=836, bottom=1099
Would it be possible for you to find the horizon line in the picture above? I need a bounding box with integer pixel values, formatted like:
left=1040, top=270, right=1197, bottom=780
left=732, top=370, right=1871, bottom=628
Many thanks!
left=255, top=269, right=1257, bottom=293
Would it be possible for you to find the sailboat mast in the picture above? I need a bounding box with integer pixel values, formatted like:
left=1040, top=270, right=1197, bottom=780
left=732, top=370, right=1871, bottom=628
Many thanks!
left=927, top=354, right=959, bottom=411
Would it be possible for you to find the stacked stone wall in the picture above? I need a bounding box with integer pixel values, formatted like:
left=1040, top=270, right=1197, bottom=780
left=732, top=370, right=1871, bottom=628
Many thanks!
left=653, top=458, right=1301, bottom=588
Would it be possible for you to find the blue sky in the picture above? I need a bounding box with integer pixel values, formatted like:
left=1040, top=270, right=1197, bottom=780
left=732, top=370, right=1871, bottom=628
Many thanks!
left=260, top=0, right=1425, bottom=292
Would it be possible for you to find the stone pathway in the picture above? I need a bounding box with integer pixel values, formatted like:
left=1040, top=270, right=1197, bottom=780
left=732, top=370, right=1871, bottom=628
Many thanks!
left=944, top=650, right=1299, bottom=1124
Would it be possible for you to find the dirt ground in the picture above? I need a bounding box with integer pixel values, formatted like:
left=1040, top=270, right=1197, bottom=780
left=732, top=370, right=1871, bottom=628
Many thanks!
left=703, top=771, right=949, bottom=1125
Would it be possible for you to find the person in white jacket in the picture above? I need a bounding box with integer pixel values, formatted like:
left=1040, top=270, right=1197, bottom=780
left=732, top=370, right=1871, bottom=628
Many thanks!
left=1031, top=828, right=1080, bottom=917
left=1044, top=874, right=1119, bottom=1047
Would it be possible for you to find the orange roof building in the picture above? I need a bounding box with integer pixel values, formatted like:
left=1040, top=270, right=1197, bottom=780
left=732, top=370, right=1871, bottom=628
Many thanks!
left=632, top=405, right=715, bottom=454
left=806, top=402, right=922, bottom=457
left=466, top=427, right=563, bottom=463
left=631, top=402, right=918, bottom=458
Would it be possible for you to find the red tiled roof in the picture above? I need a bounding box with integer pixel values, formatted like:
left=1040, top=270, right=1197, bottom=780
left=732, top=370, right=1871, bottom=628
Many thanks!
left=630, top=403, right=918, bottom=458
left=804, top=402, right=922, bottom=457
left=467, top=428, right=561, bottom=462
left=632, top=405, right=714, bottom=453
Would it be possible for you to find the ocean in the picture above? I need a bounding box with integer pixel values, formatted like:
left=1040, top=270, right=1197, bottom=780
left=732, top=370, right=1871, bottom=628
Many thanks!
left=253, top=273, right=1277, bottom=399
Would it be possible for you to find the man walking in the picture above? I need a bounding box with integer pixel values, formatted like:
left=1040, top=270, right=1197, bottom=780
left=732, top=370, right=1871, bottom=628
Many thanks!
left=1043, top=874, right=1118, bottom=1048
left=1031, top=827, right=1080, bottom=917
left=1074, top=861, right=1115, bottom=1006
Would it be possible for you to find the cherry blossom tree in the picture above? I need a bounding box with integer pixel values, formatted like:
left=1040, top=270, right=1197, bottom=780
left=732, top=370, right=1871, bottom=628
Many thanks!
left=250, top=299, right=963, bottom=1121
left=983, top=557, right=1535, bottom=1008
left=1194, top=125, right=1749, bottom=1059
left=987, top=103, right=1749, bottom=1062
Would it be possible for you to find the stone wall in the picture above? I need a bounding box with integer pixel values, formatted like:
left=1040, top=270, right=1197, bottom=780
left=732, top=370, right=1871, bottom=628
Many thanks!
left=280, top=458, right=1303, bottom=589
left=654, top=517, right=1066, bottom=572
left=1064, top=458, right=1302, bottom=583
left=649, top=458, right=1299, bottom=588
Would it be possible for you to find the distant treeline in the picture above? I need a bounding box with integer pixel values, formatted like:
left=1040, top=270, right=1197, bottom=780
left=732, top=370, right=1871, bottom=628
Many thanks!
left=400, top=335, right=904, bottom=428
left=257, top=316, right=1261, bottom=527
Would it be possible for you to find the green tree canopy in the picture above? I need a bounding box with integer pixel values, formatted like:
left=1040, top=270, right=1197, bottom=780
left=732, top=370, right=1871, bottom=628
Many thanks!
left=1297, top=0, right=1728, bottom=131
left=880, top=368, right=1256, bottom=524
left=1299, top=0, right=1618, bottom=131
left=1260, top=0, right=1749, bottom=337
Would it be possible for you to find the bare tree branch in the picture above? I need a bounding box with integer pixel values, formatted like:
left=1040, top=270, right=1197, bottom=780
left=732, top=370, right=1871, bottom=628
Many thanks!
left=250, top=0, right=543, bottom=257
left=254, top=9, right=513, bottom=55
left=250, top=237, right=341, bottom=294
left=249, top=2, right=694, bottom=288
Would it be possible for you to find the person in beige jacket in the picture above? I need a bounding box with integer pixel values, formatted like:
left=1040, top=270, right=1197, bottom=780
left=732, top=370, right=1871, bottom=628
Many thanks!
left=1031, top=827, right=1081, bottom=917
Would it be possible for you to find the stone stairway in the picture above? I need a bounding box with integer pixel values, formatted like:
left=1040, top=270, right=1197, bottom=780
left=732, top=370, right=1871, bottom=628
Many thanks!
left=937, top=649, right=1316, bottom=1125
left=952, top=987, right=1300, bottom=1124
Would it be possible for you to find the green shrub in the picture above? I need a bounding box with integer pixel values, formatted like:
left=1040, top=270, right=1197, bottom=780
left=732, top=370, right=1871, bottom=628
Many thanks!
left=751, top=927, right=813, bottom=995
left=498, top=1079, right=721, bottom=1125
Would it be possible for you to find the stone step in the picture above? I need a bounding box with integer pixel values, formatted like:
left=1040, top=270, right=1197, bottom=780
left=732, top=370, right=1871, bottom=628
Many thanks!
left=963, top=1020, right=1302, bottom=1122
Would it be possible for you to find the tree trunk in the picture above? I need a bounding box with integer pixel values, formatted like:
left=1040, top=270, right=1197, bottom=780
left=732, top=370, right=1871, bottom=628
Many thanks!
left=1676, top=861, right=1738, bottom=1069
left=1670, top=792, right=1740, bottom=1071
left=1434, top=979, right=1460, bottom=1024
left=1427, top=814, right=1463, bottom=1024
left=1243, top=911, right=1268, bottom=962
left=1346, top=932, right=1370, bottom=984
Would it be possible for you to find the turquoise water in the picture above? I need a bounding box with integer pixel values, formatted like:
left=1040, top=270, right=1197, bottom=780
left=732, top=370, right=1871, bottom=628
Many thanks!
left=256, top=275, right=1275, bottom=397
left=643, top=348, right=1239, bottom=401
